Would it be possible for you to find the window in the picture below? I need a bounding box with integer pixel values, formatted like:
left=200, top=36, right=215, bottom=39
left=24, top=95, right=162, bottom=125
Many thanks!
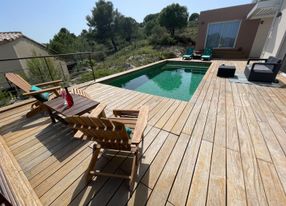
left=205, top=20, right=240, bottom=48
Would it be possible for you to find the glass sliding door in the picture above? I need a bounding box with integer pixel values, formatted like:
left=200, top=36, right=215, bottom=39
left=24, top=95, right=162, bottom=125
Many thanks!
left=205, top=20, right=240, bottom=48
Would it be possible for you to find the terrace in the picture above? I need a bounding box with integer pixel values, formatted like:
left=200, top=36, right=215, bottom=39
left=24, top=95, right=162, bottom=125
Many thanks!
left=1, top=59, right=286, bottom=205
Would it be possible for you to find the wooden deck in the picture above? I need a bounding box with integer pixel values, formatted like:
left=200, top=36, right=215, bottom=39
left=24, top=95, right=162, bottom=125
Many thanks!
left=1, top=59, right=286, bottom=205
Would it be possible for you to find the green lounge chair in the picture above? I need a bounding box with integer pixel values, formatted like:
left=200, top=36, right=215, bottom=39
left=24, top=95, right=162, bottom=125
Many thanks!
left=182, top=48, right=194, bottom=60
left=201, top=48, right=213, bottom=61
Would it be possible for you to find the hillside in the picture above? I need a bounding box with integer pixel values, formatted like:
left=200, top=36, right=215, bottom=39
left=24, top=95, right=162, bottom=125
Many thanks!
left=78, top=42, right=187, bottom=83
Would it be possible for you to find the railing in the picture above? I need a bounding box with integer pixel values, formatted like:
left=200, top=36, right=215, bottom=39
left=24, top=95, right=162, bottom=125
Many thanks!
left=0, top=52, right=100, bottom=106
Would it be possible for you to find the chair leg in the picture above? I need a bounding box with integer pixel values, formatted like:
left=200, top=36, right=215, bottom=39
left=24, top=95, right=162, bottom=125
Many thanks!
left=87, top=144, right=101, bottom=182
left=129, top=150, right=139, bottom=191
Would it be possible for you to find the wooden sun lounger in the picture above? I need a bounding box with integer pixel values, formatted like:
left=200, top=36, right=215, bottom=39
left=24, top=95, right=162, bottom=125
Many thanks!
left=5, top=72, right=62, bottom=117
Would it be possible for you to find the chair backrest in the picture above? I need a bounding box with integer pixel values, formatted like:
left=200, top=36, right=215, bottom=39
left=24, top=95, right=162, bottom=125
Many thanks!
left=4, top=73, right=31, bottom=93
left=267, top=56, right=281, bottom=64
left=203, top=48, right=213, bottom=55
left=186, top=48, right=194, bottom=55
left=267, top=56, right=282, bottom=73
left=70, top=88, right=91, bottom=99
left=65, top=116, right=131, bottom=150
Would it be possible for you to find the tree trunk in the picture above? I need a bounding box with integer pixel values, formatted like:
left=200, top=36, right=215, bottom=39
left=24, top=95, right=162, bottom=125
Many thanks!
left=171, top=28, right=175, bottom=37
left=111, top=38, right=118, bottom=52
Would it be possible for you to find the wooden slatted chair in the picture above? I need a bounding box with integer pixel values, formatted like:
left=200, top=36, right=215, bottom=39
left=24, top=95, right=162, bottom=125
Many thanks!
left=70, top=87, right=91, bottom=99
left=65, top=105, right=149, bottom=189
left=5, top=72, right=62, bottom=117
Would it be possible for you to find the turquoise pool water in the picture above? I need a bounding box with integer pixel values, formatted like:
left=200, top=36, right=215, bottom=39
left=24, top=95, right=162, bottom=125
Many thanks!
left=103, top=61, right=210, bottom=101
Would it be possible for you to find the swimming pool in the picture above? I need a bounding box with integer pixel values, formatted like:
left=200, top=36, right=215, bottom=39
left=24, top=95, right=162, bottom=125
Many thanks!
left=102, top=61, right=211, bottom=101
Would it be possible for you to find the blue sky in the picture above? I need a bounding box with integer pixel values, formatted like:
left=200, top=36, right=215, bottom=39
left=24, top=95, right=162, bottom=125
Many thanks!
left=1, top=0, right=251, bottom=43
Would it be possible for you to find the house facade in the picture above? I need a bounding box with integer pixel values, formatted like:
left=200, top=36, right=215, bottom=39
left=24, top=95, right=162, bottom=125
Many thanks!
left=0, top=32, right=68, bottom=88
left=260, top=0, right=286, bottom=72
left=196, top=0, right=284, bottom=61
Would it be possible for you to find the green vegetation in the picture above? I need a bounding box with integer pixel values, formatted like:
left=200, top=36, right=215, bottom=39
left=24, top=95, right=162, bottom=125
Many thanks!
left=158, top=4, right=189, bottom=37
left=77, top=41, right=179, bottom=83
left=46, top=0, right=200, bottom=83
left=26, top=53, right=62, bottom=83
left=0, top=89, right=12, bottom=106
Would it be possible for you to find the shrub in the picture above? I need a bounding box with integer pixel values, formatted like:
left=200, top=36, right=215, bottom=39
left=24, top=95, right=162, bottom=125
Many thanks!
left=26, top=56, right=62, bottom=84
left=174, top=35, right=195, bottom=46
left=149, top=26, right=176, bottom=46
left=161, top=51, right=177, bottom=59
left=93, top=51, right=106, bottom=61
left=0, top=89, right=11, bottom=106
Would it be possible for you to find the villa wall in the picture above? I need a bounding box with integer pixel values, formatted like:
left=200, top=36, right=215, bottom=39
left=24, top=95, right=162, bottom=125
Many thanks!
left=260, top=0, right=286, bottom=72
left=196, top=3, right=260, bottom=59
left=261, top=0, right=286, bottom=60
left=249, top=17, right=273, bottom=57
left=0, top=37, right=69, bottom=89
left=14, top=38, right=69, bottom=82
left=0, top=41, right=23, bottom=88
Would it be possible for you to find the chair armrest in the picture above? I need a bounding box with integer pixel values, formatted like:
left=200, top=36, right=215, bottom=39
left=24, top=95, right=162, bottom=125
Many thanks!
left=131, top=106, right=149, bottom=144
left=253, top=62, right=280, bottom=66
left=113, top=109, right=140, bottom=118
left=34, top=79, right=62, bottom=87
left=252, top=62, right=280, bottom=73
left=90, top=103, right=107, bottom=118
left=23, top=86, right=61, bottom=96
left=252, top=62, right=279, bottom=69
left=109, top=117, right=137, bottom=125
left=247, top=58, right=268, bottom=65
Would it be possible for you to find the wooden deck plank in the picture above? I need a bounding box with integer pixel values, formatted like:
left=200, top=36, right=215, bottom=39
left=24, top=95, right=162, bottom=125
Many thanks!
left=141, top=133, right=179, bottom=188
left=147, top=133, right=190, bottom=206
left=1, top=59, right=286, bottom=206
left=258, top=160, right=286, bottom=206
left=258, top=122, right=286, bottom=194
left=186, top=140, right=213, bottom=206
left=148, top=99, right=175, bottom=125
left=13, top=128, right=70, bottom=159
left=207, top=145, right=226, bottom=206
left=214, top=78, right=226, bottom=147
left=28, top=141, right=89, bottom=184
left=234, top=106, right=268, bottom=206
left=126, top=183, right=152, bottom=206
left=250, top=85, right=286, bottom=155
left=170, top=102, right=194, bottom=135
left=203, top=77, right=220, bottom=143
left=226, top=149, right=247, bottom=206
left=155, top=100, right=181, bottom=129
left=34, top=146, right=93, bottom=197
left=237, top=84, right=272, bottom=162
left=225, top=81, right=239, bottom=151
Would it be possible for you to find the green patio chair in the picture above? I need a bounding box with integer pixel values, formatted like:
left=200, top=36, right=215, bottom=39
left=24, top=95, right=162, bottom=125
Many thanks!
left=201, top=48, right=213, bottom=61
left=182, top=48, right=194, bottom=60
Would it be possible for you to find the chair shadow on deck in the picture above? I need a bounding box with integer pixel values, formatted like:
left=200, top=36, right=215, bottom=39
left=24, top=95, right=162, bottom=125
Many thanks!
left=0, top=112, right=50, bottom=136
left=31, top=121, right=83, bottom=162
left=70, top=146, right=150, bottom=205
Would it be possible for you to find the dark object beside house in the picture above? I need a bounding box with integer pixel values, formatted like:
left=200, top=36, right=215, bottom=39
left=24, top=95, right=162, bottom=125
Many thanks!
left=244, top=56, right=282, bottom=82
left=217, top=64, right=236, bottom=77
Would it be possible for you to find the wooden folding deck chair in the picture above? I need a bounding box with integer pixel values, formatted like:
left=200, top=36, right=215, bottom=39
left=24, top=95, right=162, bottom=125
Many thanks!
left=65, top=105, right=149, bottom=189
left=5, top=72, right=62, bottom=117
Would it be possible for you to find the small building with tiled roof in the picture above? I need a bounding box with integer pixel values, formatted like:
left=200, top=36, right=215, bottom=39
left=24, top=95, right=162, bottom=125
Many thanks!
left=0, top=32, right=23, bottom=43
left=0, top=32, right=68, bottom=88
